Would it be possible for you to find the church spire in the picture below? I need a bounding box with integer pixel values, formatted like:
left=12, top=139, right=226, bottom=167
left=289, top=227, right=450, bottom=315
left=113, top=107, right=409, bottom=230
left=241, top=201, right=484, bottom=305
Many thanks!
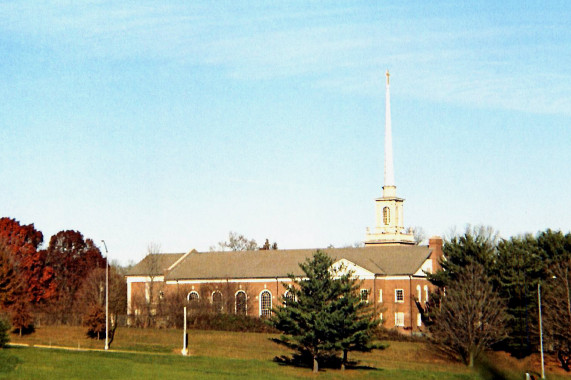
left=384, top=70, right=395, bottom=188
left=365, top=70, right=415, bottom=246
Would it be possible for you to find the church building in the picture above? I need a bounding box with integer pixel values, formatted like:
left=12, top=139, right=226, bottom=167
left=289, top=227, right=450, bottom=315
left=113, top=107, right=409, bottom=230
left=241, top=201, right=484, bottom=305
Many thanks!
left=126, top=72, right=443, bottom=333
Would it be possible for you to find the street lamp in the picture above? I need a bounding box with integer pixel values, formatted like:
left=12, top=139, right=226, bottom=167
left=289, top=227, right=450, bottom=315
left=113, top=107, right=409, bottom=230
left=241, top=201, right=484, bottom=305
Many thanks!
left=538, top=276, right=557, bottom=379
left=101, top=240, right=109, bottom=351
left=538, top=282, right=545, bottom=379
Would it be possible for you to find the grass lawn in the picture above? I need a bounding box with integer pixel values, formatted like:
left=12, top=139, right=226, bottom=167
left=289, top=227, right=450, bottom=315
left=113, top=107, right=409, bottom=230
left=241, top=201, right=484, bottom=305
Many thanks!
left=2, top=326, right=568, bottom=379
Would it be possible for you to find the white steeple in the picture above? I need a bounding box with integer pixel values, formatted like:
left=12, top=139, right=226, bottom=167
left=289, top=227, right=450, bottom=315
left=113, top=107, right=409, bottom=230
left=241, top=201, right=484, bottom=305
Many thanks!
left=384, top=70, right=395, bottom=188
left=365, top=70, right=415, bottom=246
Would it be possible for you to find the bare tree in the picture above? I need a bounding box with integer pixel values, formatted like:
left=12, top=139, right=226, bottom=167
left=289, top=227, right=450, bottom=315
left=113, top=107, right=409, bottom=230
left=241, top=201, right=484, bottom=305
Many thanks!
left=428, top=263, right=508, bottom=367
left=411, top=226, right=426, bottom=245
left=144, top=243, right=163, bottom=327
left=76, top=266, right=127, bottom=345
left=210, top=232, right=258, bottom=252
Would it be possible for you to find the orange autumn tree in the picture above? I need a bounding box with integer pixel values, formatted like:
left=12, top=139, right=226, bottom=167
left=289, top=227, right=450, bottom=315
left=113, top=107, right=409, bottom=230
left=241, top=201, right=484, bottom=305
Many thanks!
left=0, top=217, right=57, bottom=332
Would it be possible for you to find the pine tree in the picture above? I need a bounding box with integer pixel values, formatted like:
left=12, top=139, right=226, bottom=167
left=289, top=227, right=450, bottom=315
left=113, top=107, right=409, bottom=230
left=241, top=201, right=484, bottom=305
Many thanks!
left=329, top=272, right=383, bottom=370
left=269, top=250, right=342, bottom=372
left=269, top=250, right=382, bottom=372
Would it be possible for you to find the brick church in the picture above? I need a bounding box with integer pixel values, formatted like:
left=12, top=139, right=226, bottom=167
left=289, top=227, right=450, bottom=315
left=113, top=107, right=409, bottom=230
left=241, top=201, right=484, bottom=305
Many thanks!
left=126, top=72, right=443, bottom=333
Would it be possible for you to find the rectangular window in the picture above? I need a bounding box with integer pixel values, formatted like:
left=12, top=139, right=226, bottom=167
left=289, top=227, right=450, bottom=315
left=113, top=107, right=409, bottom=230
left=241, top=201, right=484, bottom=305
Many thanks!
left=395, top=312, right=405, bottom=327
left=360, top=289, right=369, bottom=303
left=395, top=289, right=404, bottom=303
left=417, top=313, right=422, bottom=327
left=379, top=289, right=383, bottom=303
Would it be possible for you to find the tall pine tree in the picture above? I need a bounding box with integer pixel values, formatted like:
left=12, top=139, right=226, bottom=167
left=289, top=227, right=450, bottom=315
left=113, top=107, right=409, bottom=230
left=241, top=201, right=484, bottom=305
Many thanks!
left=269, top=250, right=381, bottom=372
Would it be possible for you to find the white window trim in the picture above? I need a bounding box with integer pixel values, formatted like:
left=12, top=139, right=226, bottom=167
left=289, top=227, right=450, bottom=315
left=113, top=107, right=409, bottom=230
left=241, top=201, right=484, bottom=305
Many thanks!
left=395, top=289, right=404, bottom=303
left=416, top=285, right=421, bottom=300
left=212, top=290, right=223, bottom=312
left=259, top=290, right=272, bottom=317
left=360, top=289, right=369, bottom=303
left=379, top=289, right=383, bottom=303
left=187, top=290, right=200, bottom=301
left=424, top=285, right=429, bottom=303
left=235, top=290, right=247, bottom=314
left=395, top=312, right=405, bottom=327
left=417, top=313, right=422, bottom=327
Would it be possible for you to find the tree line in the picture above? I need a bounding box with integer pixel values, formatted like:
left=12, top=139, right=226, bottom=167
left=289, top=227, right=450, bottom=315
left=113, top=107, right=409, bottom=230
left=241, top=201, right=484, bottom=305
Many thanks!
left=0, top=217, right=126, bottom=342
left=425, top=226, right=571, bottom=371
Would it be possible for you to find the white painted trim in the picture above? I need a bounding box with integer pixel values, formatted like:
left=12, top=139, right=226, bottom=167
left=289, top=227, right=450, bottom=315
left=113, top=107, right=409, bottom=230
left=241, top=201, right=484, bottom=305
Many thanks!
left=127, top=281, right=132, bottom=315
left=235, top=290, right=247, bottom=315
left=155, top=275, right=431, bottom=285
left=395, top=288, right=405, bottom=303
left=259, top=289, right=272, bottom=317
left=187, top=290, right=200, bottom=301
left=395, top=312, right=405, bottom=327
left=166, top=277, right=293, bottom=285
left=167, top=251, right=193, bottom=271
left=376, top=275, right=421, bottom=281
left=331, top=259, right=376, bottom=280
left=126, top=276, right=165, bottom=283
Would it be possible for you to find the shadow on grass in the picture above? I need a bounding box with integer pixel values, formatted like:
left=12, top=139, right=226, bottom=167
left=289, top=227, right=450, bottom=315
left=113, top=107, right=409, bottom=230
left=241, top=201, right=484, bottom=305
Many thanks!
left=0, top=347, right=23, bottom=374
left=270, top=338, right=379, bottom=372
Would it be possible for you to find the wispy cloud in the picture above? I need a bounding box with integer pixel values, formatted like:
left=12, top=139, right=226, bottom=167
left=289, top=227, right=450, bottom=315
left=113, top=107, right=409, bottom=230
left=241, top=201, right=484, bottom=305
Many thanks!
left=1, top=1, right=570, bottom=116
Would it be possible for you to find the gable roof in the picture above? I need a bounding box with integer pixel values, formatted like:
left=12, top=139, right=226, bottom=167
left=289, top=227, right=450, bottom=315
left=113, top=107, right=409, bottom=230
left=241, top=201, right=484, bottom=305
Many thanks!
left=157, top=245, right=432, bottom=281
left=126, top=253, right=185, bottom=276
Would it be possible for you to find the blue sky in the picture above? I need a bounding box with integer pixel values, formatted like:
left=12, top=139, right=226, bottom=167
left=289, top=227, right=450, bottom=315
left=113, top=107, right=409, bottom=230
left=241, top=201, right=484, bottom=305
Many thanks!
left=1, top=1, right=570, bottom=264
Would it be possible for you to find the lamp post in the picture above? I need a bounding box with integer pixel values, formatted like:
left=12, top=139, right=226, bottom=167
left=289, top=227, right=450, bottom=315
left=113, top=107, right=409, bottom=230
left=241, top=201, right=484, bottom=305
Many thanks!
left=101, top=240, right=109, bottom=351
left=538, top=282, right=545, bottom=379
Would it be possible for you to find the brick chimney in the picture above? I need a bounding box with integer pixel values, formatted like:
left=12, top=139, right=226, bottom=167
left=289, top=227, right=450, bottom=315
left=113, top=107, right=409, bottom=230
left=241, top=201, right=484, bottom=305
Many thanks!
left=428, top=236, right=444, bottom=271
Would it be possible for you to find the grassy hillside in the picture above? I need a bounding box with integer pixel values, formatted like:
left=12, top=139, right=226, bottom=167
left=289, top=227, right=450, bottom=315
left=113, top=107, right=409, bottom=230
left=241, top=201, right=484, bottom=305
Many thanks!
left=2, top=326, right=567, bottom=379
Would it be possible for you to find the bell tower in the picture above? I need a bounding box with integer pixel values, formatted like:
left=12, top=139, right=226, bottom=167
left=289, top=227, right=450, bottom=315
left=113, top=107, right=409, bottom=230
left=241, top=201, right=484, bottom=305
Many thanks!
left=365, top=71, right=415, bottom=246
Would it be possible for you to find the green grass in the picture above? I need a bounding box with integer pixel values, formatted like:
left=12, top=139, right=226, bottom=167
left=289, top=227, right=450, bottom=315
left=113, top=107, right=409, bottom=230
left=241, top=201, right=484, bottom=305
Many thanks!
left=3, top=326, right=569, bottom=379
left=0, top=347, right=480, bottom=380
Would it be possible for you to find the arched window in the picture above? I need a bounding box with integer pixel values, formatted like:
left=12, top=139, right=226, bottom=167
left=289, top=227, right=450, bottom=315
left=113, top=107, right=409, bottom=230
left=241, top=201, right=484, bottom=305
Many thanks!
left=416, top=285, right=421, bottom=300
left=212, top=291, right=223, bottom=313
left=283, top=290, right=294, bottom=306
left=235, top=291, right=247, bottom=315
left=187, top=291, right=199, bottom=302
left=260, top=290, right=272, bottom=318
left=424, top=285, right=429, bottom=303
left=383, top=207, right=390, bottom=225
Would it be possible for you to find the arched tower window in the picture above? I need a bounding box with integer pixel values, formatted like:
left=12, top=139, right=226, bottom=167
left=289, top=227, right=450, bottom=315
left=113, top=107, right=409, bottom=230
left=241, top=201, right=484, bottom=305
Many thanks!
left=235, top=291, right=247, bottom=315
left=383, top=206, right=390, bottom=225
left=260, top=290, right=272, bottom=318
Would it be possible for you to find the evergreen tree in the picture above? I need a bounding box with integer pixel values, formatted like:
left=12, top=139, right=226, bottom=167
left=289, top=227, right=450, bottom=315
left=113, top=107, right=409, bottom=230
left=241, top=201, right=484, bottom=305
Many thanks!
left=328, top=273, right=383, bottom=370
left=493, top=235, right=543, bottom=357
left=428, top=225, right=498, bottom=288
left=269, top=250, right=381, bottom=372
left=269, top=250, right=340, bottom=372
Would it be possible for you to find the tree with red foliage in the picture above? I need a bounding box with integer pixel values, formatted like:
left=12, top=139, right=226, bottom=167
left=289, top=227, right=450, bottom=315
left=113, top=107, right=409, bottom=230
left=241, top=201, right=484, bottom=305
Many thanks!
left=0, top=217, right=56, bottom=305
left=0, top=245, right=23, bottom=309
left=44, top=230, right=106, bottom=323
left=0, top=217, right=43, bottom=261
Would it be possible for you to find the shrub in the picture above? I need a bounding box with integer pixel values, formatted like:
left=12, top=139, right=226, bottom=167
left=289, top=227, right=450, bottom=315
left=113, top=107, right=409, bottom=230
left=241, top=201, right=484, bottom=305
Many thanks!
left=0, top=315, right=10, bottom=348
